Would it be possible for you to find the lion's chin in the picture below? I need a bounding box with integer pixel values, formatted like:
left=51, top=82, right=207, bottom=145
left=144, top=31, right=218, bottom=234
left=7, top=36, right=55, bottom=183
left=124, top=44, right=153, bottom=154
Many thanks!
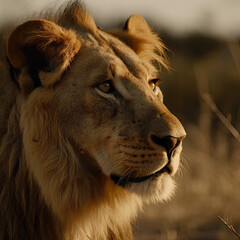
left=111, top=173, right=176, bottom=204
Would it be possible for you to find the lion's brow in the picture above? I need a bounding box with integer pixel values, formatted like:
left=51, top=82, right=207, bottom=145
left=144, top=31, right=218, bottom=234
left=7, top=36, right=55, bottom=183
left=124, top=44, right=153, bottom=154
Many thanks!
left=107, top=44, right=139, bottom=79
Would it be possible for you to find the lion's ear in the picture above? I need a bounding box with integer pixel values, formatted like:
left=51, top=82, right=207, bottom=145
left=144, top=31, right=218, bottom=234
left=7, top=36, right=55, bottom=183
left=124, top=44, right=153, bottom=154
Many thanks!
left=109, top=15, right=169, bottom=71
left=7, top=19, right=81, bottom=89
left=124, top=14, right=152, bottom=35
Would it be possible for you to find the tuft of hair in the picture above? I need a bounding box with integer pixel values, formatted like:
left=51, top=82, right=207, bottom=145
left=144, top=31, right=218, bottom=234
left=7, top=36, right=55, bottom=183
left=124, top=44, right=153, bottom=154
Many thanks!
left=109, top=28, right=170, bottom=72
left=56, top=0, right=97, bottom=35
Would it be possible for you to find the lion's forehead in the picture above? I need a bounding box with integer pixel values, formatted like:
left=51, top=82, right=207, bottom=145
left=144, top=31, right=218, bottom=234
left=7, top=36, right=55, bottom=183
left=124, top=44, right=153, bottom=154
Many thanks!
left=82, top=31, right=150, bottom=82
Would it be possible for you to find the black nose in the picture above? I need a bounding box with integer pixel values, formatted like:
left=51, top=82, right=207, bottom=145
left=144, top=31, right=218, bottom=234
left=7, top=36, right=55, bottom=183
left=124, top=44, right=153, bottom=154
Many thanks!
left=151, top=135, right=184, bottom=158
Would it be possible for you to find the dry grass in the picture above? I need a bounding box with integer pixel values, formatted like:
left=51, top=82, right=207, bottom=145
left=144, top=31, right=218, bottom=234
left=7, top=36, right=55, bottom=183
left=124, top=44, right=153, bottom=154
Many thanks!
left=218, top=216, right=240, bottom=239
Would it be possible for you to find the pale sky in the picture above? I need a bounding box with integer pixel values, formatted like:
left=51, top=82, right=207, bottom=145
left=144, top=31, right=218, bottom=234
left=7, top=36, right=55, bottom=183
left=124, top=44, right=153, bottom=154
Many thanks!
left=1, top=0, right=240, bottom=38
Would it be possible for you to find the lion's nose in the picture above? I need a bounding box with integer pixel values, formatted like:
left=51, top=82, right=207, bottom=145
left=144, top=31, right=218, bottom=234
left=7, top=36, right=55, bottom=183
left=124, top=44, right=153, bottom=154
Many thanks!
left=150, top=135, right=185, bottom=158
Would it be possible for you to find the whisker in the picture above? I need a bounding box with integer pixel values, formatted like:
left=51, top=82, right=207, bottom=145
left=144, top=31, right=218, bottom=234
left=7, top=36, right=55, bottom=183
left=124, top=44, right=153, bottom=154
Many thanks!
left=177, top=162, right=187, bottom=178
left=117, top=167, right=131, bottom=185
left=125, top=169, right=135, bottom=183
left=181, top=152, right=192, bottom=163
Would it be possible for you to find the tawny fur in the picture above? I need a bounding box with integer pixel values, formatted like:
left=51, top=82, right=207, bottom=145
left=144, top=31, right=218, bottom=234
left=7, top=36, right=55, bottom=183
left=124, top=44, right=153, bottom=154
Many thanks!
left=0, top=2, right=185, bottom=240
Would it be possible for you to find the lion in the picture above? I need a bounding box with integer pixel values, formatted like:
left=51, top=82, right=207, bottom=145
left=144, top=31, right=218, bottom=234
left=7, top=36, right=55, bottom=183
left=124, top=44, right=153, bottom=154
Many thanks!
left=0, top=2, right=186, bottom=240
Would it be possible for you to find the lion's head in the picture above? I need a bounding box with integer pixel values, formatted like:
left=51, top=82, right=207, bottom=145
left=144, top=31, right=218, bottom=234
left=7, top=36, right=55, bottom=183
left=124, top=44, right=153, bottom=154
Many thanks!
left=6, top=3, right=186, bottom=214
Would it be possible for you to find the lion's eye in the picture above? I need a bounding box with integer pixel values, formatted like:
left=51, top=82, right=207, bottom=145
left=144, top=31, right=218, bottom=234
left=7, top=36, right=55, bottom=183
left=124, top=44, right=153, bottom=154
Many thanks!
left=149, top=79, right=161, bottom=92
left=97, top=80, right=114, bottom=93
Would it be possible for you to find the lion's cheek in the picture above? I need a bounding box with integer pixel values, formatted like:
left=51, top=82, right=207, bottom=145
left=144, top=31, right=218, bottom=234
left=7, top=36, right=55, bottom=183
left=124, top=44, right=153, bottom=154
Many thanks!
left=88, top=148, right=115, bottom=176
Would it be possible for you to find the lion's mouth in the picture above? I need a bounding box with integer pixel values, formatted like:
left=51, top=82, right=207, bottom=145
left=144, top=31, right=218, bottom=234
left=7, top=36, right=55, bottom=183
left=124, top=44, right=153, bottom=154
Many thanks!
left=110, top=165, right=170, bottom=187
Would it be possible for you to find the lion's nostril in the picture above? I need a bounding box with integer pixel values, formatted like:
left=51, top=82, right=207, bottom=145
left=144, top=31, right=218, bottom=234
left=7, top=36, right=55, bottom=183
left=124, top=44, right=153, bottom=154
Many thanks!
left=150, top=135, right=183, bottom=157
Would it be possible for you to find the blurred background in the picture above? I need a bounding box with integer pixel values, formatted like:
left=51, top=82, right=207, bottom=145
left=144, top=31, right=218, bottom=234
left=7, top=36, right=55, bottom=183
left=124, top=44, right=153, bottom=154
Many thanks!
left=1, top=0, right=240, bottom=239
